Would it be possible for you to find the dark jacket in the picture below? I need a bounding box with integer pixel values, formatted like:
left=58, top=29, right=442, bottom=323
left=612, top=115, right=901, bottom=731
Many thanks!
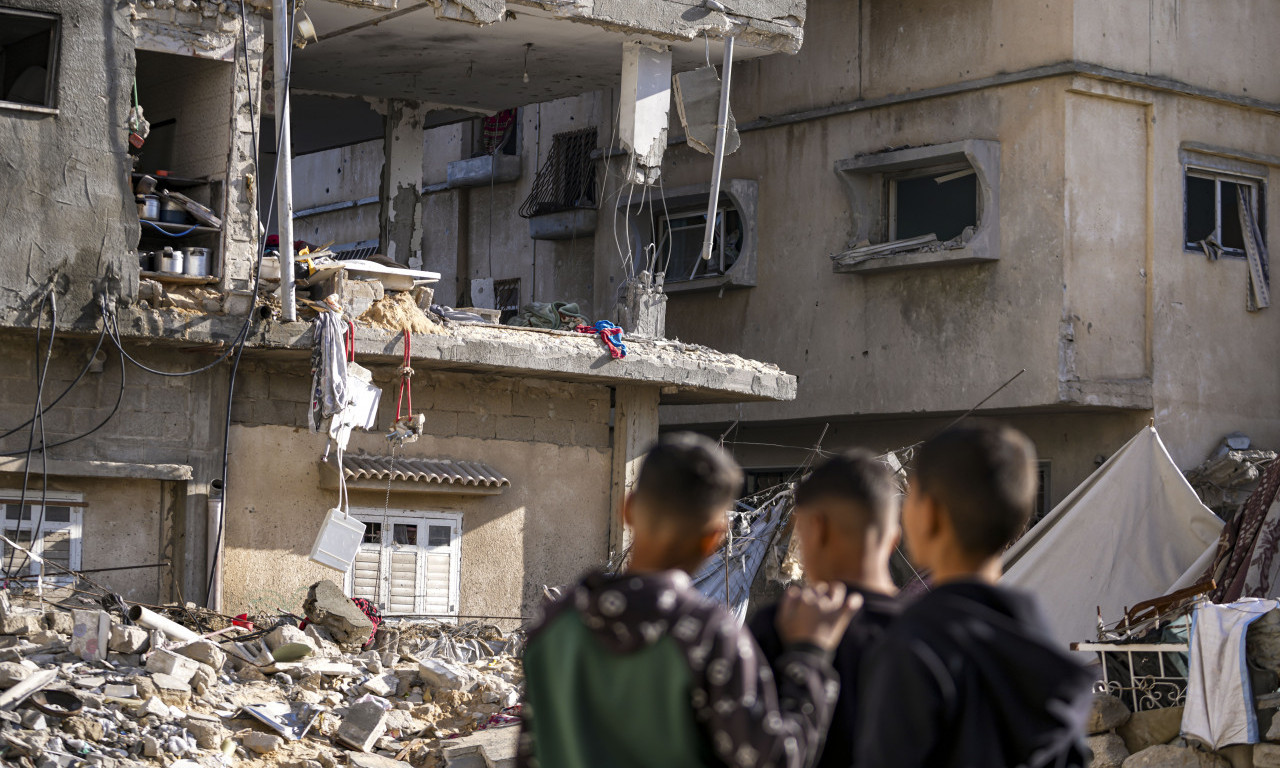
left=749, top=585, right=900, bottom=768
left=517, top=569, right=841, bottom=768
left=855, top=581, right=1092, bottom=768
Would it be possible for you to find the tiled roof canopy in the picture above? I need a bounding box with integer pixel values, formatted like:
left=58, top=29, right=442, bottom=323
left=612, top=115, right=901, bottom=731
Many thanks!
left=325, top=453, right=510, bottom=494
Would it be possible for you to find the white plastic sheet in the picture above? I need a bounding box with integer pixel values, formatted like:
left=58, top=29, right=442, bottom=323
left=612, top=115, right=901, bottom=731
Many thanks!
left=1002, top=427, right=1224, bottom=650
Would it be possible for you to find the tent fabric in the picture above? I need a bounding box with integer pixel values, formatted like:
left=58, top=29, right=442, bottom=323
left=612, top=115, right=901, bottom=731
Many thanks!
left=1002, top=427, right=1224, bottom=650
left=692, top=491, right=791, bottom=625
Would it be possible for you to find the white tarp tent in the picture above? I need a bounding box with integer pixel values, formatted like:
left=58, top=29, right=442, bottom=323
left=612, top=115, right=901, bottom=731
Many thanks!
left=1002, top=426, right=1224, bottom=650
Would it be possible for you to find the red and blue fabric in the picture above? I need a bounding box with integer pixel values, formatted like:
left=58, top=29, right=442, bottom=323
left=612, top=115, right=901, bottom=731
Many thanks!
left=575, top=321, right=626, bottom=359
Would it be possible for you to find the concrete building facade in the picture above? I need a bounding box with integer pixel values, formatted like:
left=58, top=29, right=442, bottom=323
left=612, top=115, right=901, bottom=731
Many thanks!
left=0, top=0, right=801, bottom=623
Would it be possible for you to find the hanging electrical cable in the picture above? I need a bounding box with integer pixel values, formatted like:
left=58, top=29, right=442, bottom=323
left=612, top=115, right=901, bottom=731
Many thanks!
left=5, top=288, right=56, bottom=581
left=0, top=322, right=106, bottom=442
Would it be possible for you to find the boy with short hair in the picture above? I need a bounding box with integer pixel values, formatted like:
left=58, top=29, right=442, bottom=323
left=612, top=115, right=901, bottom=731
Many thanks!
left=750, top=449, right=902, bottom=768
left=518, top=432, right=859, bottom=768
left=854, top=422, right=1092, bottom=768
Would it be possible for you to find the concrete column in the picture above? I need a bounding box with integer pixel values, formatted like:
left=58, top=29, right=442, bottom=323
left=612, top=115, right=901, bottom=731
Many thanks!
left=609, top=385, right=660, bottom=560
left=379, top=99, right=429, bottom=266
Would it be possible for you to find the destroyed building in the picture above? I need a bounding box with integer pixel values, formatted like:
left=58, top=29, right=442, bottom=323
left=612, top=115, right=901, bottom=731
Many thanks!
left=364, top=0, right=1279, bottom=508
left=0, top=0, right=804, bottom=626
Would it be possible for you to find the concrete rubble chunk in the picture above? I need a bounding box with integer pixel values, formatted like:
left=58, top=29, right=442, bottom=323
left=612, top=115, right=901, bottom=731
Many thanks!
left=1087, top=694, right=1132, bottom=734
left=336, top=700, right=388, bottom=752
left=0, top=661, right=32, bottom=688
left=184, top=716, right=227, bottom=750
left=418, top=657, right=476, bottom=692
left=190, top=662, right=217, bottom=695
left=1118, top=706, right=1184, bottom=754
left=44, top=611, right=73, bottom=636
left=266, top=624, right=318, bottom=654
left=1257, top=744, right=1280, bottom=768
left=1, top=608, right=45, bottom=636
left=145, top=649, right=201, bottom=684
left=360, top=674, right=396, bottom=698
left=1088, top=733, right=1130, bottom=768
left=1120, top=744, right=1230, bottom=767
left=134, top=695, right=172, bottom=719
left=347, top=752, right=413, bottom=768
left=103, top=683, right=136, bottom=699
left=108, top=625, right=149, bottom=655
left=175, top=639, right=227, bottom=671
left=304, top=580, right=375, bottom=648
left=241, top=730, right=285, bottom=754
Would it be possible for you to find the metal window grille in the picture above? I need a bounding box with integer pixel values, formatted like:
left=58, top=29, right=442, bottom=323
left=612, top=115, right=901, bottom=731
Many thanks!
left=494, top=278, right=520, bottom=324
left=519, top=128, right=598, bottom=218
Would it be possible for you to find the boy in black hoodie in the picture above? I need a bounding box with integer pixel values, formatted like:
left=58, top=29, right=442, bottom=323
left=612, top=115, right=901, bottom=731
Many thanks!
left=750, top=449, right=901, bottom=768
left=855, top=423, right=1092, bottom=768
left=518, top=432, right=860, bottom=768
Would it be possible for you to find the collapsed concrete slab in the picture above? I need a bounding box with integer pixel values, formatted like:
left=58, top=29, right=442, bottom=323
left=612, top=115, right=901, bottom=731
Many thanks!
left=305, top=580, right=375, bottom=649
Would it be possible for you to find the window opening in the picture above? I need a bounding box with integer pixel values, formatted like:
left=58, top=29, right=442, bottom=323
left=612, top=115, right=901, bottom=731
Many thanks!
left=519, top=128, right=597, bottom=218
left=474, top=108, right=519, bottom=157
left=494, top=278, right=520, bottom=324
left=0, top=8, right=58, bottom=109
left=346, top=511, right=461, bottom=617
left=659, top=197, right=743, bottom=283
left=1185, top=169, right=1263, bottom=255
left=889, top=166, right=978, bottom=243
left=0, top=502, right=80, bottom=582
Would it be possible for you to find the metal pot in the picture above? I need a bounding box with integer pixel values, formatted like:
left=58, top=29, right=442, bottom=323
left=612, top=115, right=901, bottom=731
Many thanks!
left=184, top=247, right=210, bottom=276
left=158, top=198, right=189, bottom=224
left=138, top=250, right=154, bottom=272
left=137, top=196, right=160, bottom=221
left=158, top=248, right=184, bottom=274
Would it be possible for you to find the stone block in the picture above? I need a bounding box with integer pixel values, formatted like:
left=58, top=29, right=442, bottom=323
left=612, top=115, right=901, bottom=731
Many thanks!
left=360, top=674, right=396, bottom=698
left=1, top=610, right=45, bottom=636
left=532, top=417, right=574, bottom=446
left=1119, top=706, right=1184, bottom=754
left=241, top=730, right=284, bottom=754
left=347, top=752, right=412, bottom=768
left=1088, top=733, right=1130, bottom=768
left=0, top=661, right=30, bottom=688
left=69, top=610, right=110, bottom=661
left=145, top=649, right=201, bottom=684
left=1088, top=694, right=1132, bottom=734
left=456, top=412, right=496, bottom=440
left=336, top=700, right=387, bottom=753
left=417, top=658, right=475, bottom=692
left=43, top=611, right=73, bottom=636
left=108, top=625, right=149, bottom=655
left=1257, top=744, right=1280, bottom=767
left=175, top=640, right=226, bottom=672
left=304, top=580, right=374, bottom=648
left=184, top=716, right=227, bottom=750
left=574, top=421, right=612, bottom=449
left=496, top=415, right=534, bottom=442
left=265, top=624, right=315, bottom=653
left=1121, top=744, right=1229, bottom=767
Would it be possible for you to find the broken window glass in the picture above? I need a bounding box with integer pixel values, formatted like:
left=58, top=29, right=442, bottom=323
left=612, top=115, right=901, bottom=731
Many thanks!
left=0, top=10, right=58, bottom=109
left=890, top=168, right=978, bottom=243
left=494, top=278, right=520, bottom=324
left=362, top=522, right=382, bottom=545
left=393, top=524, right=417, bottom=546
left=1185, top=170, right=1264, bottom=254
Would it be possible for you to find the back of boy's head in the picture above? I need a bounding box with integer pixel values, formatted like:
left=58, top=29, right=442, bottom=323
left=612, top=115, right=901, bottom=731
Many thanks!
left=795, top=449, right=897, bottom=539
left=914, top=422, right=1037, bottom=558
left=631, top=432, right=743, bottom=529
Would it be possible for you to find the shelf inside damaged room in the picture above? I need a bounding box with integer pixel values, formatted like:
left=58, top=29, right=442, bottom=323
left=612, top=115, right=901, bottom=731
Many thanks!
left=134, top=172, right=225, bottom=286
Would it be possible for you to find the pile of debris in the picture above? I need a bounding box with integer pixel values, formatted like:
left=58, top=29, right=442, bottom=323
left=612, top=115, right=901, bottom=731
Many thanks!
left=1185, top=432, right=1277, bottom=520
left=0, top=581, right=522, bottom=768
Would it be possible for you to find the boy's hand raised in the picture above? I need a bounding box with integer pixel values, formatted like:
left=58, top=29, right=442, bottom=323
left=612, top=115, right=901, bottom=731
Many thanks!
left=776, top=582, right=862, bottom=651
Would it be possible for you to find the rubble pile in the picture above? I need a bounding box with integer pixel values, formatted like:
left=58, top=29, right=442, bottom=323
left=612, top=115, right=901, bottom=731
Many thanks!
left=0, top=585, right=523, bottom=768
left=1185, top=434, right=1277, bottom=519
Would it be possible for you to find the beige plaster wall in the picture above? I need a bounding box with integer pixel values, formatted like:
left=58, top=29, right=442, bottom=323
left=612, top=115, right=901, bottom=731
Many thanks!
left=0, top=475, right=168, bottom=603
left=221, top=369, right=614, bottom=627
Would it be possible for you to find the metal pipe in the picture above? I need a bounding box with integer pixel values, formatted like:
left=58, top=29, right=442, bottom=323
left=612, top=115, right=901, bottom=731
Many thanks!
left=699, top=35, right=735, bottom=262
left=207, top=496, right=224, bottom=613
left=128, top=604, right=199, bottom=643
left=274, top=0, right=297, bottom=321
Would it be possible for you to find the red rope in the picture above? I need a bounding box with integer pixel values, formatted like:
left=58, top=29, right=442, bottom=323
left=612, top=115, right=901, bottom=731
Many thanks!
left=395, top=330, right=413, bottom=420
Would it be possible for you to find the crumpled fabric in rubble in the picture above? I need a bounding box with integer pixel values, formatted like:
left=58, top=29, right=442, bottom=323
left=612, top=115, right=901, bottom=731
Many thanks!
left=506, top=301, right=587, bottom=330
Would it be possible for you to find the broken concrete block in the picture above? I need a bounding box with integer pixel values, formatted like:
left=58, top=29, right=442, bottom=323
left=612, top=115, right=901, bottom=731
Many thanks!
left=265, top=624, right=315, bottom=652
left=175, top=640, right=226, bottom=672
left=1256, top=744, right=1280, bottom=768
left=1118, top=706, right=1184, bottom=754
left=133, top=696, right=172, bottom=719
left=1088, top=694, right=1132, bottom=734
left=360, top=674, right=396, bottom=698
left=151, top=672, right=193, bottom=708
left=108, top=625, right=149, bottom=655
left=417, top=658, right=475, bottom=692
left=184, top=716, right=228, bottom=750
left=304, top=580, right=374, bottom=648
left=0, top=661, right=31, bottom=688
left=347, top=752, right=413, bottom=768
left=190, top=663, right=217, bottom=695
left=1120, top=744, right=1229, bottom=767
left=44, top=611, right=73, bottom=636
left=69, top=610, right=110, bottom=661
left=1088, top=733, right=1130, bottom=768
left=145, top=649, right=200, bottom=684
left=241, top=730, right=284, bottom=754
left=335, top=700, right=387, bottom=752
left=1, top=610, right=45, bottom=636
left=103, top=684, right=136, bottom=699
left=673, top=64, right=741, bottom=156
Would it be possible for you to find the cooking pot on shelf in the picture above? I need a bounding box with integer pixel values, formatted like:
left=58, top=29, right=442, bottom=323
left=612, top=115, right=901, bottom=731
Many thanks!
left=158, top=198, right=189, bottom=224
left=158, top=248, right=184, bottom=274
left=184, top=247, right=210, bottom=276
left=137, top=195, right=159, bottom=221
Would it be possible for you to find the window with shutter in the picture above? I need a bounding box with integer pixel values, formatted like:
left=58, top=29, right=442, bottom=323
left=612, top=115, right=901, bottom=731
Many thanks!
left=344, top=511, right=460, bottom=618
left=0, top=496, right=82, bottom=584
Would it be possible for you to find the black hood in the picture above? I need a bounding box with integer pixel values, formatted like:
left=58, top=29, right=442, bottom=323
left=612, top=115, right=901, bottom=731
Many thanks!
left=569, top=569, right=695, bottom=654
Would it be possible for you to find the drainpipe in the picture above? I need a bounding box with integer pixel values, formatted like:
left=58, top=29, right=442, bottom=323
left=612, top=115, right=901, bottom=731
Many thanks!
left=206, top=493, right=224, bottom=613
left=274, top=0, right=297, bottom=321
left=699, top=35, right=734, bottom=262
